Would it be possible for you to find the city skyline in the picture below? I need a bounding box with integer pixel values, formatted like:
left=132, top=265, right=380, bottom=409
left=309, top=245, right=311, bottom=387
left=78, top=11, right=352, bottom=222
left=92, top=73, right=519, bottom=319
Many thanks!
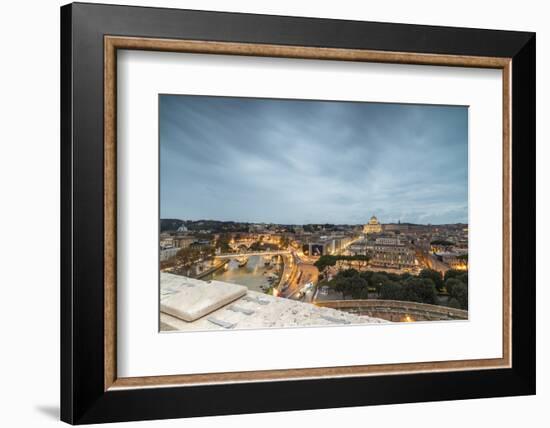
left=160, top=95, right=468, bottom=225
left=161, top=217, right=467, bottom=226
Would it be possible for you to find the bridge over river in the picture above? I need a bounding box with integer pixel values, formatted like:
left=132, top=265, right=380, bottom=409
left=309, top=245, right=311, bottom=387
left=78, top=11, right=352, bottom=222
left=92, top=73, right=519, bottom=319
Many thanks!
left=215, top=250, right=291, bottom=259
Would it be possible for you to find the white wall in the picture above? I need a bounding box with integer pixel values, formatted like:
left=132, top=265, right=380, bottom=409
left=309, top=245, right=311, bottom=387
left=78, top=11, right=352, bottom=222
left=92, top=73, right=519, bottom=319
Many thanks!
left=0, top=0, right=546, bottom=427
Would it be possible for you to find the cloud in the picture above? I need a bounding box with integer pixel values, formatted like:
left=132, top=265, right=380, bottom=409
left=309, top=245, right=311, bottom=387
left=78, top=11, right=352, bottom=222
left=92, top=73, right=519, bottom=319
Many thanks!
left=160, top=95, right=468, bottom=224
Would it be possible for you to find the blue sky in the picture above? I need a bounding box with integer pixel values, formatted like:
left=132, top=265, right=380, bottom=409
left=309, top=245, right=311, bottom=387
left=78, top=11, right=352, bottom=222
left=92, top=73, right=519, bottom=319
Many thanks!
left=160, top=95, right=468, bottom=225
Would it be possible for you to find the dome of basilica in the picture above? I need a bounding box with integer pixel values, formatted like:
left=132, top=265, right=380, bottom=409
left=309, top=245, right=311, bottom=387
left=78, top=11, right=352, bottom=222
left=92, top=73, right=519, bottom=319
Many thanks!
left=363, top=215, right=382, bottom=234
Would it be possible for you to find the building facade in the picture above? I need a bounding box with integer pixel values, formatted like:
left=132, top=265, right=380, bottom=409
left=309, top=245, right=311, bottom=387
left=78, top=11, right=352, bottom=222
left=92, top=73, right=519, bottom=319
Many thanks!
left=369, top=236, right=417, bottom=269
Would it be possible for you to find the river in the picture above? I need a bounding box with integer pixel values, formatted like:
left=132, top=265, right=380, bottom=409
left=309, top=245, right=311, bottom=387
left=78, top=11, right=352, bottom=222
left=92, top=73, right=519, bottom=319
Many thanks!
left=203, top=255, right=282, bottom=293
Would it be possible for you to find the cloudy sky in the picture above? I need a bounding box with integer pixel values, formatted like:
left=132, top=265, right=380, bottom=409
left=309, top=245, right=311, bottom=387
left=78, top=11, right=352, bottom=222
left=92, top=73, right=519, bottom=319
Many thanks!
left=160, top=95, right=468, bottom=225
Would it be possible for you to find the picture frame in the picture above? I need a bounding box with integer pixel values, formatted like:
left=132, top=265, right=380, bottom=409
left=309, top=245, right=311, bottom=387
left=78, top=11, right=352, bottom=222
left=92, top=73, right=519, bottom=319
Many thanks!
left=60, top=2, right=535, bottom=424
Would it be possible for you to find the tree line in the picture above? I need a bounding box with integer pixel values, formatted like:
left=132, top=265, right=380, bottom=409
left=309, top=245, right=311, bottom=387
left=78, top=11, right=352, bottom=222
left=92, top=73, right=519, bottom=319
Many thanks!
left=319, top=268, right=468, bottom=310
left=160, top=245, right=216, bottom=274
left=314, top=255, right=371, bottom=273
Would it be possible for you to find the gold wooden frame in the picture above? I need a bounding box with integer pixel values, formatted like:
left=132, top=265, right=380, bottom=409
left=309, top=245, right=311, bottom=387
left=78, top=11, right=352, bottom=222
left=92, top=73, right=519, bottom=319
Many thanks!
left=104, top=36, right=512, bottom=391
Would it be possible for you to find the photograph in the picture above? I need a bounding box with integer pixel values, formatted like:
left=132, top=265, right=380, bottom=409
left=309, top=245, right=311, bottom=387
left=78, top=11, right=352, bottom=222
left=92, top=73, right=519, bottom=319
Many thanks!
left=159, top=94, right=469, bottom=331
left=53, top=2, right=536, bottom=424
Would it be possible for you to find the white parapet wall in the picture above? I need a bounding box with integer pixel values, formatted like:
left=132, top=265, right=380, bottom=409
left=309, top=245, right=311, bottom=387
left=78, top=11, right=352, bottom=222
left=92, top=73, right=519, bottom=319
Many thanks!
left=160, top=272, right=387, bottom=332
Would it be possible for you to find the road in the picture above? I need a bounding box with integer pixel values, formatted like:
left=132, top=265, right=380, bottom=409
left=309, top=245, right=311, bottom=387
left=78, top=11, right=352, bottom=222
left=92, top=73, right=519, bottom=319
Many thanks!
left=278, top=237, right=361, bottom=302
left=280, top=252, right=319, bottom=302
left=416, top=248, right=449, bottom=274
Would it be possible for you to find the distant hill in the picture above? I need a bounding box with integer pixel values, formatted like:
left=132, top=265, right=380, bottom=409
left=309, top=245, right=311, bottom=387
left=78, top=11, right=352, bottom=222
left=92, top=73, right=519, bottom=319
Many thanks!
left=160, top=219, right=251, bottom=233
left=160, top=219, right=465, bottom=233
left=160, top=219, right=185, bottom=232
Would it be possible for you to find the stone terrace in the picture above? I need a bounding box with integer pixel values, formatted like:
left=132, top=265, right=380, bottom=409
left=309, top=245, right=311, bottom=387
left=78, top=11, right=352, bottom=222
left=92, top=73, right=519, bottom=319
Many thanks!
left=160, top=273, right=386, bottom=331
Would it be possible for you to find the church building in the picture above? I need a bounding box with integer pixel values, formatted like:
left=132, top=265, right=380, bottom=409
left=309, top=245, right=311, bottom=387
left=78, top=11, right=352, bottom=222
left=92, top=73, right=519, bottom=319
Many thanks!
left=363, top=215, right=382, bottom=235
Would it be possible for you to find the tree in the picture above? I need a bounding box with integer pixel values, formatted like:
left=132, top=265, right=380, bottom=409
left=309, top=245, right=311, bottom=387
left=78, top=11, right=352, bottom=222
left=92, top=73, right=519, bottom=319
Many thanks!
left=445, top=278, right=463, bottom=294
left=175, top=247, right=199, bottom=267
left=447, top=281, right=468, bottom=310
left=160, top=259, right=176, bottom=270
left=370, top=273, right=389, bottom=293
left=314, top=255, right=337, bottom=273
left=359, top=287, right=370, bottom=300
left=327, top=270, right=367, bottom=299
left=326, top=267, right=464, bottom=306
left=359, top=271, right=372, bottom=283
left=348, top=274, right=368, bottom=299
left=430, top=239, right=454, bottom=246
left=399, top=272, right=413, bottom=281
left=216, top=234, right=233, bottom=253
left=445, top=269, right=466, bottom=282
left=331, top=276, right=348, bottom=299
left=176, top=245, right=215, bottom=267
left=447, top=297, right=462, bottom=309
left=387, top=272, right=402, bottom=282
left=378, top=277, right=438, bottom=304
left=379, top=281, right=404, bottom=300
left=419, top=269, right=444, bottom=291
left=457, top=272, right=468, bottom=285
left=339, top=268, right=359, bottom=279
left=405, top=277, right=438, bottom=305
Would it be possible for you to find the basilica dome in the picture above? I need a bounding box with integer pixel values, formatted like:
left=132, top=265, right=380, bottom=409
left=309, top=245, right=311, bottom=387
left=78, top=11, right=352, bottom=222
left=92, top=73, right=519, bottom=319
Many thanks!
left=363, top=215, right=382, bottom=234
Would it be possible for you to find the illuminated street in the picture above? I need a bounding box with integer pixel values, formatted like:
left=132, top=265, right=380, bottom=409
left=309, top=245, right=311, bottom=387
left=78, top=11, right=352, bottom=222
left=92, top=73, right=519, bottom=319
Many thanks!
left=280, top=252, right=319, bottom=302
